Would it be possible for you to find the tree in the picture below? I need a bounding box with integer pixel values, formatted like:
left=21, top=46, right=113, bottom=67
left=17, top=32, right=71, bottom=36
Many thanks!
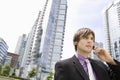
left=45, top=71, right=53, bottom=80
left=2, top=62, right=11, bottom=76
left=28, top=67, right=37, bottom=78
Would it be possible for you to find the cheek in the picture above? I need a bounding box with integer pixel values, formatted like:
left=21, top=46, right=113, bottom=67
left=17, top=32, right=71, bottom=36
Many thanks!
left=77, top=40, right=86, bottom=47
left=78, top=43, right=85, bottom=48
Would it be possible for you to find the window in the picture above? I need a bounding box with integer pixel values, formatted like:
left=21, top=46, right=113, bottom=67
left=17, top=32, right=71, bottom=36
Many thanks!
left=60, top=5, right=66, bottom=9
left=57, top=20, right=64, bottom=26
left=58, top=15, right=65, bottom=20
left=59, top=10, right=66, bottom=14
left=56, top=26, right=64, bottom=32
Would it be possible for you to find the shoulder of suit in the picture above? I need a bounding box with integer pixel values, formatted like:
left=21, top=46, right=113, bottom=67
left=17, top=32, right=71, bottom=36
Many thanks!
left=58, top=57, right=72, bottom=63
left=89, top=58, right=108, bottom=68
left=89, top=58, right=103, bottom=63
left=56, top=56, right=73, bottom=65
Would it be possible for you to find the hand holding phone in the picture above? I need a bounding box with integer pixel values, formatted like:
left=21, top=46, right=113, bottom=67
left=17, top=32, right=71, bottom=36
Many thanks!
left=92, top=46, right=116, bottom=64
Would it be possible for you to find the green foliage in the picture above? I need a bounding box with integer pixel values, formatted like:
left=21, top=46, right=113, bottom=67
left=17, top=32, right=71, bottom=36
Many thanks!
left=10, top=76, right=28, bottom=80
left=2, top=62, right=11, bottom=76
left=0, top=63, right=27, bottom=80
left=28, top=67, right=37, bottom=78
left=0, top=75, right=27, bottom=80
left=45, top=71, right=53, bottom=80
left=0, top=64, right=2, bottom=74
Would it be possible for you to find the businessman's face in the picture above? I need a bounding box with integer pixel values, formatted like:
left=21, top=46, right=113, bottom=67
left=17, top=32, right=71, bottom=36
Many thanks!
left=77, top=34, right=94, bottom=54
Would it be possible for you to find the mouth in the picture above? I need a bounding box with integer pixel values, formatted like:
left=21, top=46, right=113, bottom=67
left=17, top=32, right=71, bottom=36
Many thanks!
left=86, top=45, right=92, bottom=48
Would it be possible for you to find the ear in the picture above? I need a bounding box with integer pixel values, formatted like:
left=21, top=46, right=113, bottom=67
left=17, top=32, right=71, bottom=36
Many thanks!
left=74, top=42, right=78, bottom=45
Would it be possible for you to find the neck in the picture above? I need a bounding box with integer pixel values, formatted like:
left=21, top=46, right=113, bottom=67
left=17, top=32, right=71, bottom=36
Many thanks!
left=76, top=51, right=89, bottom=58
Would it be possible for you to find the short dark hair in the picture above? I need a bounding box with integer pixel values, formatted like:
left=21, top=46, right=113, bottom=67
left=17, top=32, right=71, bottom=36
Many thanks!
left=73, top=28, right=95, bottom=51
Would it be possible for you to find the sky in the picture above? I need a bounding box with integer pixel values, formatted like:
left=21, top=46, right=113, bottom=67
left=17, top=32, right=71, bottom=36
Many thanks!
left=0, top=0, right=114, bottom=59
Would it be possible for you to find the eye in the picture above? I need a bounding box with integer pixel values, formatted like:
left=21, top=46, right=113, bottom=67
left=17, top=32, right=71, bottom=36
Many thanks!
left=82, top=37, right=87, bottom=39
left=91, top=37, right=94, bottom=40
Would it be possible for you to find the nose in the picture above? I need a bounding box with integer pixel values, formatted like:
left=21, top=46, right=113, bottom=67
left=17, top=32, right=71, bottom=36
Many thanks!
left=88, top=38, right=92, bottom=42
left=87, top=38, right=93, bottom=43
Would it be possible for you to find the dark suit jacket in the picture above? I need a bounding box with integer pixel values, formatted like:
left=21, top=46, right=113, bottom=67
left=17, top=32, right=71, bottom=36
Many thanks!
left=54, top=55, right=120, bottom=80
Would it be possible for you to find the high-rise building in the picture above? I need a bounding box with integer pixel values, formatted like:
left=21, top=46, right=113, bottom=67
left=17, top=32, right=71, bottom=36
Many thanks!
left=14, top=34, right=27, bottom=76
left=19, top=0, right=67, bottom=79
left=20, top=11, right=43, bottom=78
left=0, top=37, right=8, bottom=64
left=20, top=0, right=49, bottom=78
left=15, top=34, right=27, bottom=68
left=103, top=0, right=120, bottom=61
left=39, top=0, right=67, bottom=79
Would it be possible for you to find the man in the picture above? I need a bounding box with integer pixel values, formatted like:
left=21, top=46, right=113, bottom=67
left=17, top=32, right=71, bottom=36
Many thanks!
left=54, top=28, right=120, bottom=80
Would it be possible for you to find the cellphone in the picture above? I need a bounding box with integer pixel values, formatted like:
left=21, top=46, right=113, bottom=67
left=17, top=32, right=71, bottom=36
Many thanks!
left=93, top=46, right=96, bottom=54
left=93, top=46, right=95, bottom=50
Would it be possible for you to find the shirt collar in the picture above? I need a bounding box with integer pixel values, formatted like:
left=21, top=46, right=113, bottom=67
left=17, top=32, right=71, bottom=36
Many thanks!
left=75, top=53, right=86, bottom=62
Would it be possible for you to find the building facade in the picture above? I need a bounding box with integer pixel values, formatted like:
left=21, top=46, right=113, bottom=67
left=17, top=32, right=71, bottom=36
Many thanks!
left=20, top=12, right=43, bottom=78
left=103, top=0, right=120, bottom=61
left=15, top=34, right=27, bottom=69
left=18, top=0, right=67, bottom=79
left=0, top=37, right=8, bottom=64
left=40, top=0, right=67, bottom=79
left=7, top=52, right=19, bottom=68
left=20, top=0, right=49, bottom=78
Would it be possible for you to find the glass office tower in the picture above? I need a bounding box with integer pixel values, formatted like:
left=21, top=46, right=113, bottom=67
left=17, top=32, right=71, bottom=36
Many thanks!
left=40, top=0, right=67, bottom=79
left=0, top=37, right=8, bottom=64
left=103, top=0, right=120, bottom=61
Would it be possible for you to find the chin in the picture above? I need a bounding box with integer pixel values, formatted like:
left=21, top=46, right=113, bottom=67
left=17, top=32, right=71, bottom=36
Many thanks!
left=87, top=50, right=92, bottom=53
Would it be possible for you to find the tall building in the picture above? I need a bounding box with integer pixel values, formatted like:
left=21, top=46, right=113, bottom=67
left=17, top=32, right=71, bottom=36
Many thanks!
left=15, top=34, right=27, bottom=69
left=14, top=34, right=27, bottom=76
left=0, top=37, right=8, bottom=64
left=20, top=11, right=43, bottom=78
left=40, top=0, right=67, bottom=79
left=18, top=0, right=67, bottom=79
left=103, top=0, right=120, bottom=61
left=20, top=0, right=49, bottom=78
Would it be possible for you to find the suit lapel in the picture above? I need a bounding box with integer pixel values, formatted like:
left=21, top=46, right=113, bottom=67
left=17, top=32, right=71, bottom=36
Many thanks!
left=89, top=59, right=108, bottom=80
left=72, top=55, right=89, bottom=80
